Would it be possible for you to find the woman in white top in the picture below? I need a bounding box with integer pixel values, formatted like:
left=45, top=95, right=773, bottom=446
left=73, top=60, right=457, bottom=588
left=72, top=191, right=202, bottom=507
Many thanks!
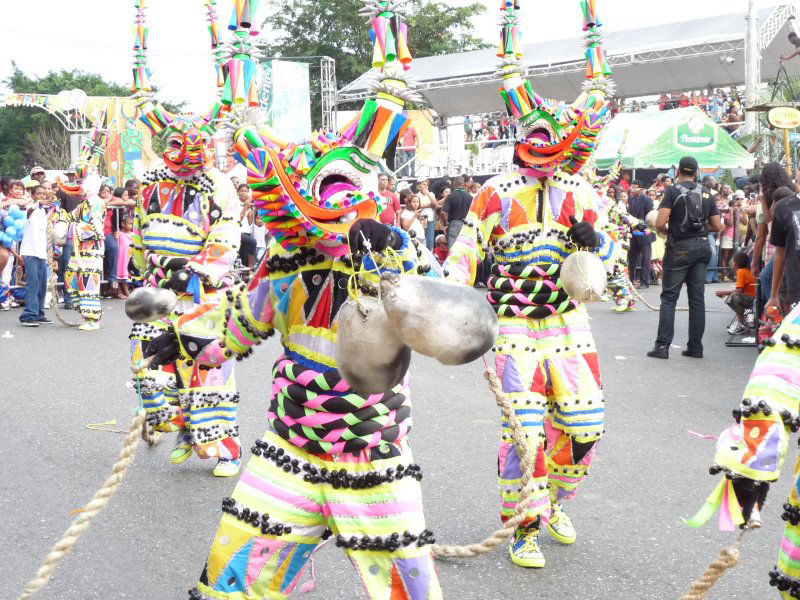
left=400, top=192, right=426, bottom=241
left=416, top=179, right=437, bottom=250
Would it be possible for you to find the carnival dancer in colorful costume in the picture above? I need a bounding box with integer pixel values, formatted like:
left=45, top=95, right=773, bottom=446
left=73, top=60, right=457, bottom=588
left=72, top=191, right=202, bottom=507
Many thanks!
left=586, top=137, right=640, bottom=313
left=128, top=0, right=242, bottom=477
left=142, top=2, right=444, bottom=597
left=57, top=117, right=109, bottom=330
left=685, top=304, right=800, bottom=598
left=444, top=0, right=616, bottom=568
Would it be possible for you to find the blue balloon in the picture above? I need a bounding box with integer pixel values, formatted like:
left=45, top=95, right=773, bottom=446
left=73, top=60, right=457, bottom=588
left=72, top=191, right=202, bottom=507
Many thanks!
left=14, top=219, right=25, bottom=230
left=2, top=216, right=13, bottom=228
left=5, top=226, right=16, bottom=239
left=0, top=234, right=10, bottom=248
left=8, top=205, right=23, bottom=218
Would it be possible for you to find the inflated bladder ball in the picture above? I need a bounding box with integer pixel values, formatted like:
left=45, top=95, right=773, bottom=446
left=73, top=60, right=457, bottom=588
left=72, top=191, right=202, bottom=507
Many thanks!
left=560, top=251, right=608, bottom=303
left=124, top=287, right=178, bottom=322
left=336, top=296, right=411, bottom=395
left=645, top=209, right=659, bottom=230
left=51, top=222, right=70, bottom=247
left=380, top=274, right=498, bottom=365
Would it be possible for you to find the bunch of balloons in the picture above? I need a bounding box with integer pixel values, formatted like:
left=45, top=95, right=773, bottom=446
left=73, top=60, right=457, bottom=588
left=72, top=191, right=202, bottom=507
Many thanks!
left=0, top=205, right=27, bottom=248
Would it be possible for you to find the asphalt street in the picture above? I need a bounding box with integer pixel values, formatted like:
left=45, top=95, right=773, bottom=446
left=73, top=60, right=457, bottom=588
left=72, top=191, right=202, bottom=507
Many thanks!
left=2, top=283, right=792, bottom=600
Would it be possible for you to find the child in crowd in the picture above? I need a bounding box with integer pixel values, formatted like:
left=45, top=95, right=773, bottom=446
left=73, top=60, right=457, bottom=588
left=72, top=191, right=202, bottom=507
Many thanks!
left=19, top=185, right=54, bottom=326
left=116, top=215, right=132, bottom=299
left=716, top=251, right=757, bottom=335
left=433, top=233, right=448, bottom=264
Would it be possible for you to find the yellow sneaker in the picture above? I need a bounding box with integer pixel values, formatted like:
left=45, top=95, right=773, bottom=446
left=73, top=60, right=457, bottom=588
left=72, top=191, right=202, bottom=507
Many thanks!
left=170, top=436, right=193, bottom=465
left=213, top=458, right=241, bottom=477
left=509, top=524, right=545, bottom=568
left=78, top=321, right=101, bottom=331
left=547, top=504, right=577, bottom=544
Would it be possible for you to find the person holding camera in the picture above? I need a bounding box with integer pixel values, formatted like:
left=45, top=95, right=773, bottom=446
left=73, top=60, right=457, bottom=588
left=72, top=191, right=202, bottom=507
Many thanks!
left=647, top=157, right=722, bottom=359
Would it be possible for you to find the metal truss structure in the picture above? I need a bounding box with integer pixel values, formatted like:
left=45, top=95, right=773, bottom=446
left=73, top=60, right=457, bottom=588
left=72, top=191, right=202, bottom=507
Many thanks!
left=338, top=4, right=797, bottom=106
left=256, top=52, right=337, bottom=130
left=320, top=56, right=338, bottom=131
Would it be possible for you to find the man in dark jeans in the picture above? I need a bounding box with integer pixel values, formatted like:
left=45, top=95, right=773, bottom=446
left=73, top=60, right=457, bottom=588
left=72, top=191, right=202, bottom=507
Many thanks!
left=627, top=180, right=654, bottom=287
left=647, top=157, right=722, bottom=359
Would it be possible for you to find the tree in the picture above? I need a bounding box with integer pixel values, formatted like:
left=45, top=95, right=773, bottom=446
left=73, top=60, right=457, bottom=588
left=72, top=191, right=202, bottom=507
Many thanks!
left=0, top=65, right=131, bottom=177
left=261, top=0, right=490, bottom=127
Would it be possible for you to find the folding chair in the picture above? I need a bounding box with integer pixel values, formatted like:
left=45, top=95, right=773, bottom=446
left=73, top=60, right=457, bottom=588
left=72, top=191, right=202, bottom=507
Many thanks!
left=724, top=281, right=759, bottom=348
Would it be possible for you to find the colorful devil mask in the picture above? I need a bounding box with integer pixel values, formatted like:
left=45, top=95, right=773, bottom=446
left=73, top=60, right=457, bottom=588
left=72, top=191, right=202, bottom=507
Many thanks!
left=219, top=0, right=420, bottom=253
left=161, top=117, right=215, bottom=179
left=233, top=125, right=382, bottom=253
left=498, top=0, right=614, bottom=176
left=130, top=0, right=267, bottom=180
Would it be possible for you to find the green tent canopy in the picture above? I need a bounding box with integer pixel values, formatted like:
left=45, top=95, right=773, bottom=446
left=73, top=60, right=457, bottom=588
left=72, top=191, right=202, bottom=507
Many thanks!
left=594, top=107, right=754, bottom=171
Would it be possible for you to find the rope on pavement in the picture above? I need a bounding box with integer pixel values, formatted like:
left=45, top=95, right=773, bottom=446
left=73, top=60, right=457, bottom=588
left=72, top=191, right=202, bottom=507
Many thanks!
left=626, top=277, right=723, bottom=313
left=432, top=368, right=536, bottom=558
left=16, top=410, right=147, bottom=600
left=679, top=527, right=756, bottom=600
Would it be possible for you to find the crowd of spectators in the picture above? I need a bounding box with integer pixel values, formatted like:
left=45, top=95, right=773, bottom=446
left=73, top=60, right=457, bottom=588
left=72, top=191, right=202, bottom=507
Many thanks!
left=0, top=169, right=266, bottom=318
left=612, top=163, right=800, bottom=336
left=608, top=87, right=746, bottom=135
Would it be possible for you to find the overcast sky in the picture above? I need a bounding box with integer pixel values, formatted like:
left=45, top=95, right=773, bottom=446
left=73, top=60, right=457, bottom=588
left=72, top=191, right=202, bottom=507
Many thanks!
left=0, top=0, right=778, bottom=112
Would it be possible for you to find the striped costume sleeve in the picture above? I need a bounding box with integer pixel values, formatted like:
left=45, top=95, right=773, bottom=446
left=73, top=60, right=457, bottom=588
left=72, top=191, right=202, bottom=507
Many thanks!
left=186, top=172, right=241, bottom=287
left=175, top=254, right=276, bottom=367
left=578, top=186, right=616, bottom=272
left=443, top=186, right=502, bottom=285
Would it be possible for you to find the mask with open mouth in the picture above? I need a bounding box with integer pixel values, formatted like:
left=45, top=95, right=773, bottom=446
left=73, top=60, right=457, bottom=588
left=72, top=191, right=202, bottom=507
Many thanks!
left=499, top=0, right=614, bottom=176
left=235, top=126, right=382, bottom=253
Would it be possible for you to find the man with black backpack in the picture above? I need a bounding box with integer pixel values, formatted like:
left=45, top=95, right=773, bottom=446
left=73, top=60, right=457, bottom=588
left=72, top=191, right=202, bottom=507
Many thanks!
left=647, top=157, right=722, bottom=359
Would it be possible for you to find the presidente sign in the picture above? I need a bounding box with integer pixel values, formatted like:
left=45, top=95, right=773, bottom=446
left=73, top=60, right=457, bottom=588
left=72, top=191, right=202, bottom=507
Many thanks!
left=675, top=114, right=717, bottom=150
left=768, top=106, right=800, bottom=129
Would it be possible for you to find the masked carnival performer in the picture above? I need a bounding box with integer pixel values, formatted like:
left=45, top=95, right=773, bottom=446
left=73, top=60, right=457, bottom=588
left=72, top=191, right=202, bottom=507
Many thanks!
left=128, top=0, right=242, bottom=477
left=58, top=116, right=109, bottom=330
left=444, top=0, right=616, bottom=568
left=685, top=304, right=800, bottom=598
left=142, top=2, right=445, bottom=598
left=587, top=137, right=641, bottom=314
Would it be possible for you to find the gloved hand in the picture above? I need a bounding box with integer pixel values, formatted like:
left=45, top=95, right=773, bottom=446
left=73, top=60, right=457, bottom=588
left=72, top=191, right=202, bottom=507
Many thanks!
left=731, top=478, right=769, bottom=523
left=348, top=219, right=401, bottom=254
left=567, top=216, right=600, bottom=248
left=634, top=221, right=647, bottom=232
left=162, top=268, right=192, bottom=293
left=143, top=331, right=180, bottom=368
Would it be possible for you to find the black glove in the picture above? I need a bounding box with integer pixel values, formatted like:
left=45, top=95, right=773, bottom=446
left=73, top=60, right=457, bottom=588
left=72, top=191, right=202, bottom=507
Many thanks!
left=634, top=221, right=647, bottom=232
left=162, top=268, right=192, bottom=293
left=567, top=216, right=600, bottom=248
left=731, top=478, right=769, bottom=522
left=348, top=219, right=401, bottom=254
left=143, top=331, right=180, bottom=368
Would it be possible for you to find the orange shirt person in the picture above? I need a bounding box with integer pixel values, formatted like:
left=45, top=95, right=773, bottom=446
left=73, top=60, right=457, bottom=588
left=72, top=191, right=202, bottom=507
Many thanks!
left=716, top=252, right=757, bottom=333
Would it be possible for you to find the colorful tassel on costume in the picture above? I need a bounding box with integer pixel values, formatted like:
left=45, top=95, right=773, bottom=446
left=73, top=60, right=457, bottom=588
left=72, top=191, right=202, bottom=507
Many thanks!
left=684, top=479, right=746, bottom=532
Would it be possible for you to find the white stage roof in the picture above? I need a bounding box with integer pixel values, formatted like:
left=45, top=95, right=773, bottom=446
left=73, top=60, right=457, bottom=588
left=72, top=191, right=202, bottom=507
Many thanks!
left=340, top=4, right=800, bottom=118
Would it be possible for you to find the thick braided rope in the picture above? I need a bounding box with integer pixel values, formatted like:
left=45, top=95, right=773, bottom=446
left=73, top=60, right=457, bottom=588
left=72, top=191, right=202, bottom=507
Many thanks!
left=679, top=546, right=741, bottom=600
left=432, top=368, right=536, bottom=558
left=46, top=220, right=80, bottom=328
left=16, top=410, right=147, bottom=600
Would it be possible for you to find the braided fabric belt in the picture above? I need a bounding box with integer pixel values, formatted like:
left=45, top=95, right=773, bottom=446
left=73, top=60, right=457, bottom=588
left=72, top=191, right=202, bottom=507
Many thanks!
left=268, top=357, right=412, bottom=455
left=487, top=263, right=578, bottom=319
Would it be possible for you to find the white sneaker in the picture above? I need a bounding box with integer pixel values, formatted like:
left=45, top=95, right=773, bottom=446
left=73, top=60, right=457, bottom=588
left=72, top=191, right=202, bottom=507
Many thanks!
left=728, top=322, right=747, bottom=335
